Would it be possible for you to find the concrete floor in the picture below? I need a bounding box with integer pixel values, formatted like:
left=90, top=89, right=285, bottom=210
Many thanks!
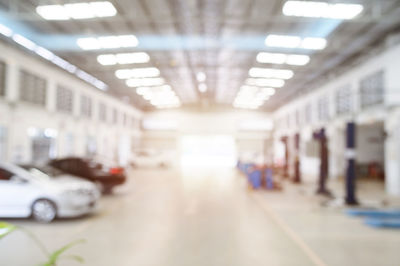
left=0, top=167, right=399, bottom=266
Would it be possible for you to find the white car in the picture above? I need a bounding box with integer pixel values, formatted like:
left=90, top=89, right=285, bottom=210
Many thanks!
left=0, top=162, right=100, bottom=222
left=130, top=150, right=170, bottom=168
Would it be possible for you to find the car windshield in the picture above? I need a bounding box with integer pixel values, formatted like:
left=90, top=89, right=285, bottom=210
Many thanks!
left=20, top=165, right=64, bottom=178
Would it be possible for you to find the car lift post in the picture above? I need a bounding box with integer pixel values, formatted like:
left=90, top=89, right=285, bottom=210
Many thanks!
left=314, top=128, right=332, bottom=196
left=345, top=122, right=359, bottom=205
left=293, top=133, right=301, bottom=183
left=280, top=136, right=289, bottom=178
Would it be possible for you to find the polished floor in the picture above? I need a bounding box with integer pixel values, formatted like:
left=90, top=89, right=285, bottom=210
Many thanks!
left=0, top=167, right=399, bottom=266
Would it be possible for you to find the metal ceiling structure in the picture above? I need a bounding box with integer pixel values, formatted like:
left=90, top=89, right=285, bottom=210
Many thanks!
left=1, top=0, right=400, bottom=111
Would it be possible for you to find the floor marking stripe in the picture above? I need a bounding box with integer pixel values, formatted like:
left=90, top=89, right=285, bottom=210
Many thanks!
left=252, top=194, right=329, bottom=266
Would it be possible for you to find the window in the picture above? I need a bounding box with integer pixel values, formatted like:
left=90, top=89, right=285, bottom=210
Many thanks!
left=19, top=69, right=47, bottom=106
left=80, top=95, right=92, bottom=118
left=0, top=126, right=6, bottom=161
left=317, top=96, right=329, bottom=121
left=305, top=103, right=312, bottom=124
left=0, top=61, right=6, bottom=97
left=360, top=70, right=384, bottom=108
left=295, top=109, right=300, bottom=126
left=56, top=85, right=73, bottom=113
left=99, top=102, right=107, bottom=122
left=123, top=113, right=128, bottom=126
left=0, top=168, right=13, bottom=181
left=336, top=85, right=352, bottom=115
left=112, top=108, right=118, bottom=124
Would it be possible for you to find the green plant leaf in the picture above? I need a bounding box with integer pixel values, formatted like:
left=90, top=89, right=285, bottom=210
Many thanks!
left=0, top=222, right=16, bottom=239
left=40, top=239, right=86, bottom=266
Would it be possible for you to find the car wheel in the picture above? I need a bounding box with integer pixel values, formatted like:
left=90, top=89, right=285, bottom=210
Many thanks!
left=31, top=199, right=57, bottom=223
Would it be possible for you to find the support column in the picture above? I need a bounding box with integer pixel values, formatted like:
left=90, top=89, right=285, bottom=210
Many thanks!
left=293, top=133, right=301, bottom=183
left=314, top=128, right=332, bottom=196
left=280, top=136, right=289, bottom=178
left=345, top=122, right=358, bottom=205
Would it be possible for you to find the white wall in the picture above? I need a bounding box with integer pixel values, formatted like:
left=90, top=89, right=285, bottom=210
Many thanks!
left=0, top=41, right=142, bottom=165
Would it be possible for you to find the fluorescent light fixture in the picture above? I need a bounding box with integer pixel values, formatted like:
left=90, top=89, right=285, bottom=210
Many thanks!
left=135, top=84, right=180, bottom=108
left=77, top=37, right=101, bottom=50
left=0, top=23, right=13, bottom=37
left=77, top=35, right=138, bottom=50
left=198, top=83, right=207, bottom=93
left=249, top=68, right=294, bottom=79
left=117, top=35, right=139, bottom=47
left=265, top=34, right=327, bottom=50
left=115, top=67, right=160, bottom=79
left=116, top=52, right=150, bottom=64
left=36, top=2, right=117, bottom=20
left=256, top=52, right=286, bottom=64
left=35, top=46, right=55, bottom=61
left=301, top=37, right=327, bottom=50
left=246, top=78, right=285, bottom=88
left=36, top=5, right=69, bottom=20
left=286, top=54, right=310, bottom=65
left=126, top=78, right=165, bottom=87
left=91, top=1, right=117, bottom=17
left=283, top=1, right=363, bottom=20
left=233, top=85, right=276, bottom=110
left=97, top=54, right=117, bottom=65
left=12, top=34, right=36, bottom=51
left=64, top=3, right=94, bottom=19
left=98, top=36, right=122, bottom=49
left=196, top=72, right=206, bottom=82
left=2, top=25, right=108, bottom=91
left=97, top=52, right=150, bottom=65
left=256, top=52, right=310, bottom=66
left=52, top=56, right=77, bottom=73
left=261, top=87, right=276, bottom=96
left=265, top=35, right=301, bottom=48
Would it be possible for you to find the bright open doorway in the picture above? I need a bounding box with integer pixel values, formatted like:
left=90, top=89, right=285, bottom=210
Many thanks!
left=179, top=135, right=237, bottom=168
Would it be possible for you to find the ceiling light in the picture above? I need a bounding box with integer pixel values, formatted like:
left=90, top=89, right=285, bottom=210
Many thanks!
left=256, top=52, right=310, bottom=66
left=246, top=78, right=285, bottom=88
left=35, top=46, right=55, bottom=61
left=301, top=37, right=327, bottom=50
left=97, top=54, right=117, bottom=65
left=91, top=1, right=117, bottom=17
left=77, top=35, right=138, bottom=50
left=196, top=72, right=206, bottom=82
left=198, top=83, right=207, bottom=93
left=64, top=3, right=94, bottom=19
left=0, top=23, right=13, bottom=37
left=136, top=87, right=149, bottom=96
left=249, top=68, right=294, bottom=79
left=36, top=2, right=117, bottom=20
left=116, top=52, right=150, bottom=64
left=265, top=34, right=327, bottom=50
left=126, top=78, right=165, bottom=87
left=77, top=37, right=101, bottom=50
left=117, top=35, right=139, bottom=47
left=12, top=34, right=36, bottom=51
left=36, top=5, right=69, bottom=20
left=286, top=54, right=310, bottom=65
left=261, top=87, right=276, bottom=96
left=98, top=36, right=120, bottom=49
left=256, top=52, right=286, bottom=64
left=1, top=25, right=107, bottom=91
left=265, top=35, right=301, bottom=48
left=283, top=1, right=363, bottom=20
left=115, top=68, right=160, bottom=79
left=97, top=52, right=150, bottom=65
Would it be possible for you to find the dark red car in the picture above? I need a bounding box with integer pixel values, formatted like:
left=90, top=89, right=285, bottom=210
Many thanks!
left=49, top=157, right=126, bottom=194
